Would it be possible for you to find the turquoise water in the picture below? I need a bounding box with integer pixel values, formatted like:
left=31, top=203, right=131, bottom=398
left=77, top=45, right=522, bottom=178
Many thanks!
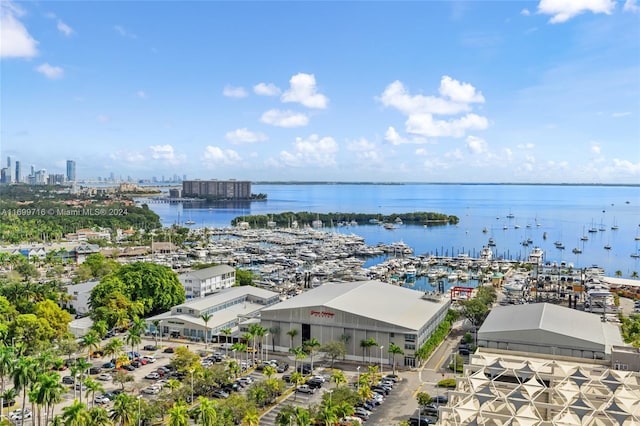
left=143, top=183, right=640, bottom=276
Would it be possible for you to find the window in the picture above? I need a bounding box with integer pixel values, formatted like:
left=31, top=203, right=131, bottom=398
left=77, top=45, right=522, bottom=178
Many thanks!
left=404, top=343, right=415, bottom=350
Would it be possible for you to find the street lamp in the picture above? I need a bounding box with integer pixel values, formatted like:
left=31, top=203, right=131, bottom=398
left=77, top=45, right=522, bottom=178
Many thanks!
left=357, top=366, right=361, bottom=390
left=379, top=346, right=384, bottom=375
left=265, top=333, right=269, bottom=361
left=137, top=395, right=142, bottom=426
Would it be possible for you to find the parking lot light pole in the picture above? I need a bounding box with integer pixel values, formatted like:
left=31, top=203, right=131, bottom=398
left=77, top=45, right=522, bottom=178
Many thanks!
left=189, top=369, right=194, bottom=404
left=379, top=346, right=384, bottom=375
left=137, top=395, right=142, bottom=426
left=265, top=333, right=269, bottom=361
left=357, top=366, right=361, bottom=390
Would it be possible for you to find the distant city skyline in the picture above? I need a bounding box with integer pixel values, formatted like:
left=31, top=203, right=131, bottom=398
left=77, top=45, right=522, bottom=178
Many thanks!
left=1, top=1, right=639, bottom=183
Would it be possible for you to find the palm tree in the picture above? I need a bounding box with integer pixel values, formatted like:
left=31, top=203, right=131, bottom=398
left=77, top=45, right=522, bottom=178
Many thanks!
left=102, top=339, right=124, bottom=362
left=85, top=406, right=112, bottom=426
left=151, top=319, right=162, bottom=348
left=315, top=403, right=338, bottom=426
left=110, top=393, right=137, bottom=426
left=0, top=346, right=15, bottom=417
left=360, top=338, right=377, bottom=364
left=286, top=329, right=298, bottom=350
left=167, top=401, right=189, bottom=426
left=330, top=370, right=346, bottom=388
left=631, top=271, right=639, bottom=279
left=12, top=356, right=36, bottom=426
left=615, top=270, right=623, bottom=277
left=33, top=371, right=65, bottom=425
left=293, top=406, right=312, bottom=426
left=1, top=388, right=17, bottom=420
left=84, top=378, right=104, bottom=408
left=289, top=346, right=306, bottom=372
left=220, top=328, right=232, bottom=357
left=334, top=401, right=355, bottom=419
left=74, top=358, right=92, bottom=405
left=200, top=313, right=212, bottom=350
left=263, top=365, right=277, bottom=379
left=192, top=396, right=217, bottom=426
left=388, top=343, right=404, bottom=375
left=125, top=330, right=141, bottom=359
left=81, top=332, right=101, bottom=361
left=303, top=337, right=321, bottom=372
left=61, top=399, right=87, bottom=426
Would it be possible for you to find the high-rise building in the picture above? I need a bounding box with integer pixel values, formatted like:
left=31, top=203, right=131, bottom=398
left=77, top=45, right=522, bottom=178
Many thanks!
left=182, top=179, right=252, bottom=199
left=6, top=156, right=13, bottom=183
left=14, top=161, right=21, bottom=183
left=66, top=160, right=76, bottom=182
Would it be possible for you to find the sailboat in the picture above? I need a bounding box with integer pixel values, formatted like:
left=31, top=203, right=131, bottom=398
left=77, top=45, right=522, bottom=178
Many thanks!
left=184, top=210, right=195, bottom=225
left=611, top=218, right=619, bottom=231
left=580, top=226, right=589, bottom=241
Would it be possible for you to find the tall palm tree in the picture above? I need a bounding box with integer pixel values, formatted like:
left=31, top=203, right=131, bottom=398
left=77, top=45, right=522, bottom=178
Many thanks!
left=1, top=388, right=18, bottom=420
left=286, top=329, right=298, bottom=350
left=293, top=406, right=311, bottom=426
left=200, top=313, right=212, bottom=350
left=388, top=343, right=404, bottom=375
left=74, top=358, right=92, bottom=405
left=303, top=337, right=321, bottom=372
left=330, top=370, right=346, bottom=388
left=110, top=393, right=136, bottom=426
left=314, top=403, right=338, bottom=426
left=81, top=332, right=101, bottom=361
left=61, top=399, right=87, bottom=426
left=193, top=396, right=217, bottom=426
left=167, top=401, right=189, bottom=426
left=33, top=371, right=65, bottom=426
left=102, top=339, right=124, bottom=363
left=151, top=319, right=162, bottom=348
left=12, top=356, right=36, bottom=426
left=220, top=328, right=232, bottom=357
left=125, top=330, right=141, bottom=359
left=84, top=378, right=104, bottom=408
left=0, top=346, right=15, bottom=417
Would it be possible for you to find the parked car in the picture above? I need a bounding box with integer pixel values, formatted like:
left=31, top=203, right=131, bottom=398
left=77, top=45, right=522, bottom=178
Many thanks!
left=122, top=365, right=136, bottom=371
left=142, top=386, right=160, bottom=395
left=212, top=390, right=230, bottom=399
left=102, top=362, right=115, bottom=369
left=130, top=360, right=141, bottom=368
left=62, top=376, right=75, bottom=385
left=163, top=347, right=175, bottom=353
left=276, top=363, right=289, bottom=373
left=9, top=409, right=32, bottom=421
left=410, top=416, right=436, bottom=425
left=421, top=405, right=439, bottom=416
left=97, top=373, right=112, bottom=381
left=142, top=355, right=156, bottom=363
left=94, top=394, right=110, bottom=404
left=88, top=367, right=102, bottom=375
left=2, top=398, right=15, bottom=408
left=383, top=374, right=399, bottom=382
left=296, top=364, right=312, bottom=374
left=143, top=345, right=157, bottom=351
left=431, top=395, right=448, bottom=404
left=296, top=384, right=315, bottom=394
left=305, top=378, right=323, bottom=389
left=74, top=383, right=87, bottom=391
left=282, top=374, right=292, bottom=383
left=145, top=372, right=160, bottom=380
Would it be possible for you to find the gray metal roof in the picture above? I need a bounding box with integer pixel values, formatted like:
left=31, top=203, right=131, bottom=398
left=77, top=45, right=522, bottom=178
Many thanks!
left=181, top=265, right=235, bottom=280
left=478, top=303, right=623, bottom=351
left=261, top=280, right=448, bottom=330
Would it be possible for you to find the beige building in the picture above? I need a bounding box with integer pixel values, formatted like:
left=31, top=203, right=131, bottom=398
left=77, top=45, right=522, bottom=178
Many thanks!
left=179, top=265, right=236, bottom=299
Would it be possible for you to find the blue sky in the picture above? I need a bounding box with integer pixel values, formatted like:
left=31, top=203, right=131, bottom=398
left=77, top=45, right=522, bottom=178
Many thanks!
left=1, top=0, right=639, bottom=183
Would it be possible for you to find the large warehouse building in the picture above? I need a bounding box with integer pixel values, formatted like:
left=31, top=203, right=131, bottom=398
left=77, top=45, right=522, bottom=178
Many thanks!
left=260, top=280, right=450, bottom=367
left=477, top=303, right=624, bottom=361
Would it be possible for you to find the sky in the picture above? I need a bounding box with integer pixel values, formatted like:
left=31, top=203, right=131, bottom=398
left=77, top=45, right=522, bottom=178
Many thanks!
left=1, top=0, right=639, bottom=183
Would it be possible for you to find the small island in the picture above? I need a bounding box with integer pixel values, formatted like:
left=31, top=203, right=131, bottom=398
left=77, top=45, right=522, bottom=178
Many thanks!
left=231, top=211, right=459, bottom=228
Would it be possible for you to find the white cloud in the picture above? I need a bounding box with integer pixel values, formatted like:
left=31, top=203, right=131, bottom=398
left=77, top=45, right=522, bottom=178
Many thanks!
left=415, top=148, right=428, bottom=156
left=223, top=85, right=248, bottom=98
left=521, top=8, right=531, bottom=15
left=97, top=114, right=111, bottom=123
left=35, top=63, right=64, bottom=79
left=114, top=25, right=136, bottom=38
left=465, top=135, right=488, bottom=155
left=149, top=144, right=185, bottom=164
left=253, top=82, right=281, bottom=96
left=57, top=19, right=73, bottom=36
left=379, top=80, right=471, bottom=115
left=591, top=142, right=601, bottom=155
left=279, top=134, right=338, bottom=167
left=136, top=90, right=147, bottom=99
left=225, top=128, right=268, bottom=144
left=203, top=146, right=242, bottom=166
left=624, top=0, right=639, bottom=12
left=281, top=73, right=329, bottom=109
left=0, top=1, right=38, bottom=58
left=347, top=138, right=381, bottom=162
left=385, top=127, right=406, bottom=145
left=406, top=113, right=489, bottom=138
left=439, top=76, right=485, bottom=104
left=611, top=111, right=631, bottom=117
left=260, top=109, right=309, bottom=128
left=537, top=0, right=616, bottom=23
left=611, top=159, right=640, bottom=174
left=445, top=149, right=464, bottom=161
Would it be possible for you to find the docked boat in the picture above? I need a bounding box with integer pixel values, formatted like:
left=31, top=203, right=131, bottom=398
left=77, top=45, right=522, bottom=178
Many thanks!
left=480, top=246, right=493, bottom=261
left=488, top=238, right=496, bottom=247
left=404, top=264, right=417, bottom=280
left=528, top=247, right=544, bottom=265
left=572, top=247, right=582, bottom=254
left=383, top=223, right=397, bottom=230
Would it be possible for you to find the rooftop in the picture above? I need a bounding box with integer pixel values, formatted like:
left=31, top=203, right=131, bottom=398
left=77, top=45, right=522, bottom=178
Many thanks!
left=262, top=280, right=449, bottom=330
left=181, top=264, right=235, bottom=280
left=173, top=286, right=278, bottom=312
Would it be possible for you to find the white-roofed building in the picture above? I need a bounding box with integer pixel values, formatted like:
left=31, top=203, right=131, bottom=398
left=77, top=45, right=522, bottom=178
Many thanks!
left=260, top=280, right=450, bottom=367
left=477, top=303, right=624, bottom=361
left=179, top=265, right=236, bottom=299
left=146, top=286, right=279, bottom=343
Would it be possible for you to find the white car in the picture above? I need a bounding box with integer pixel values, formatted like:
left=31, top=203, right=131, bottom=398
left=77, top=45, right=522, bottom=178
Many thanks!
left=97, top=373, right=112, bottom=381
left=142, top=386, right=160, bottom=395
left=142, top=355, right=156, bottom=363
left=10, top=409, right=32, bottom=420
left=94, top=394, right=110, bottom=404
